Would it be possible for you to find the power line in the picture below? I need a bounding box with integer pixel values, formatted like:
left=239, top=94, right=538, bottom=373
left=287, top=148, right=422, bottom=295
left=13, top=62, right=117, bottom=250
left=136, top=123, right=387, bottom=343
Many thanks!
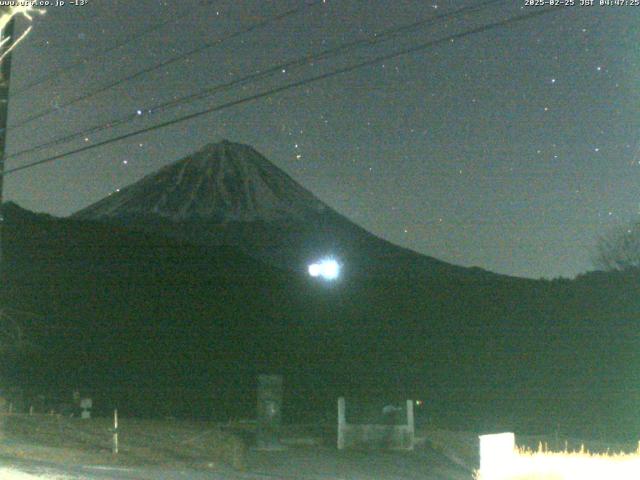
left=3, top=6, right=566, bottom=178
left=9, top=1, right=323, bottom=130
left=7, top=0, right=508, bottom=160
left=12, top=4, right=201, bottom=97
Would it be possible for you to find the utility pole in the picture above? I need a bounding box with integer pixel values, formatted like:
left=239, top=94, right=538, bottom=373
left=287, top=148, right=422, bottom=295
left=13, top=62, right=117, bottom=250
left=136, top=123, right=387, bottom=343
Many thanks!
left=0, top=17, right=16, bottom=407
left=0, top=16, right=15, bottom=286
left=0, top=7, right=43, bottom=415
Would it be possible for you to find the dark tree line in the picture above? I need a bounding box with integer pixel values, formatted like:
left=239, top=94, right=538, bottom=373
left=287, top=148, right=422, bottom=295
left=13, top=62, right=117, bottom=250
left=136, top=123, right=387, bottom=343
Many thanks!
left=594, top=221, right=640, bottom=271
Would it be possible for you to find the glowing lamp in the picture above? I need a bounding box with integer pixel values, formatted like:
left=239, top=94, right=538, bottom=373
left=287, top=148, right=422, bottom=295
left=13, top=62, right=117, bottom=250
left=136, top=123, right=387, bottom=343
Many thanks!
left=308, top=258, right=340, bottom=280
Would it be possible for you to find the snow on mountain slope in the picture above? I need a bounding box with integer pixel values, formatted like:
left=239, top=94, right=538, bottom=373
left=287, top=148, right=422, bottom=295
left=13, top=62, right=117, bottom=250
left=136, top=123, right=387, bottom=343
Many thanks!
left=74, top=140, right=328, bottom=223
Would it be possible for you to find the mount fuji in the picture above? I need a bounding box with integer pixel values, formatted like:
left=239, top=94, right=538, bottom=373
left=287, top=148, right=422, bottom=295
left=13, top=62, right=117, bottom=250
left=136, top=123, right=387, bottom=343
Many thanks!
left=74, top=140, right=328, bottom=224
left=73, top=140, right=488, bottom=279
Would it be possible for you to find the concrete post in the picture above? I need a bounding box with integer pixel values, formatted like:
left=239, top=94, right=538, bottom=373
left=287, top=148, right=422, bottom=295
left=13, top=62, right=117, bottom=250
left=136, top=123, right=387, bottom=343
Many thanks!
left=406, top=399, right=415, bottom=449
left=80, top=398, right=92, bottom=419
left=256, top=374, right=283, bottom=450
left=337, top=397, right=346, bottom=450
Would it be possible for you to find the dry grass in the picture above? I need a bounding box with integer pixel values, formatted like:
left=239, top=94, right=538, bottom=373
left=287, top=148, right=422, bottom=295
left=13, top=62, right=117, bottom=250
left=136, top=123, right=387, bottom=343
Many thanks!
left=475, top=442, right=640, bottom=480
left=0, top=414, right=246, bottom=472
left=414, top=426, right=640, bottom=479
left=0, top=467, right=72, bottom=480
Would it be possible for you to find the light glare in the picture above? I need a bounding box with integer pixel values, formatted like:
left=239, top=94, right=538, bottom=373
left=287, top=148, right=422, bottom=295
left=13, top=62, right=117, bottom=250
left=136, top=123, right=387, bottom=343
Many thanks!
left=308, top=263, right=321, bottom=277
left=0, top=6, right=44, bottom=63
left=477, top=432, right=640, bottom=480
left=308, top=258, right=340, bottom=280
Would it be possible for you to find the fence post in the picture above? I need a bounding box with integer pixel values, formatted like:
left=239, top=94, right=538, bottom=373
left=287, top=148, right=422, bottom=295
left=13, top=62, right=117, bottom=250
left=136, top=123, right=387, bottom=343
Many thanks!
left=256, top=374, right=283, bottom=450
left=479, top=432, right=515, bottom=478
left=337, top=397, right=346, bottom=450
left=112, top=409, right=118, bottom=455
left=406, top=399, right=415, bottom=450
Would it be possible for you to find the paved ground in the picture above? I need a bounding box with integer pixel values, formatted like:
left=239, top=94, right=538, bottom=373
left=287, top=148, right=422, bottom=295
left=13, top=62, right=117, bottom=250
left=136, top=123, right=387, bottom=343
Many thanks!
left=0, top=443, right=474, bottom=480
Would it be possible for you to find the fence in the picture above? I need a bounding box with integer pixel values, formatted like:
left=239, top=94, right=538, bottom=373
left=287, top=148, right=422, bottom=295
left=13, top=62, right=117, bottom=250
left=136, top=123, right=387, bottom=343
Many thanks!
left=337, top=397, right=414, bottom=450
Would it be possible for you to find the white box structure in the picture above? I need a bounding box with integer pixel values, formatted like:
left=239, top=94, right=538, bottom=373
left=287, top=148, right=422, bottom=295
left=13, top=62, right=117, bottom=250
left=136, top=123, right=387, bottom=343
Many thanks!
left=479, top=432, right=516, bottom=479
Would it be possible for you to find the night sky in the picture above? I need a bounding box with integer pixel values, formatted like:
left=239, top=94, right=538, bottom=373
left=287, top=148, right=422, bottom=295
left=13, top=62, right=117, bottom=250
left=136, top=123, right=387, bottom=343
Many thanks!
left=3, top=0, right=639, bottom=279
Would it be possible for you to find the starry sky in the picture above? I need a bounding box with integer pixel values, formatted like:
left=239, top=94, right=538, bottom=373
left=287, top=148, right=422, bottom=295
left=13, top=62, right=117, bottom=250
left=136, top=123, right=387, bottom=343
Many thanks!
left=3, top=0, right=639, bottom=279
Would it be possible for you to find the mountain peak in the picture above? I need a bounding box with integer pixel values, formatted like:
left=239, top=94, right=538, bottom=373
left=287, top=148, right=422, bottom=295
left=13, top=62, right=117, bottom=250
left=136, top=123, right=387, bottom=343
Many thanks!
left=73, top=141, right=328, bottom=223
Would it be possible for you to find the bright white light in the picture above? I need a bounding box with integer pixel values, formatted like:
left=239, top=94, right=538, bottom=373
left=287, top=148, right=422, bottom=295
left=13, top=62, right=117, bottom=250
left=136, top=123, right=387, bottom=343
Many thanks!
left=322, top=260, right=339, bottom=279
left=0, top=466, right=58, bottom=479
left=308, top=263, right=321, bottom=277
left=0, top=5, right=45, bottom=63
left=477, top=432, right=640, bottom=480
left=308, top=258, right=340, bottom=280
